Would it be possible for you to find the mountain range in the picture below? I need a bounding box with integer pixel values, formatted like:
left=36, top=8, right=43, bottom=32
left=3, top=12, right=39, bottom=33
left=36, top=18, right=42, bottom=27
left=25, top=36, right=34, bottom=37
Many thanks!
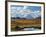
left=11, top=16, right=41, bottom=20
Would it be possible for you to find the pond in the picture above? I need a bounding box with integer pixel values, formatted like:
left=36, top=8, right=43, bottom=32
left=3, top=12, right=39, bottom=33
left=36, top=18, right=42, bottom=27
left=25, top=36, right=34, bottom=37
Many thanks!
left=23, top=28, right=40, bottom=31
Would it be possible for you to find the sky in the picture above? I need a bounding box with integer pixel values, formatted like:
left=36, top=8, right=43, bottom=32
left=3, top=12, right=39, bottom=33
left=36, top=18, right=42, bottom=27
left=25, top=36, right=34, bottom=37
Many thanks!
left=11, top=5, right=41, bottom=19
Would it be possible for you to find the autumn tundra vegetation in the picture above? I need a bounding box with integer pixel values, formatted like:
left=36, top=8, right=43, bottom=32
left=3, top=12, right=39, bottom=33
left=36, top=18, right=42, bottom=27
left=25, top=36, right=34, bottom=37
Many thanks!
left=11, top=17, right=41, bottom=31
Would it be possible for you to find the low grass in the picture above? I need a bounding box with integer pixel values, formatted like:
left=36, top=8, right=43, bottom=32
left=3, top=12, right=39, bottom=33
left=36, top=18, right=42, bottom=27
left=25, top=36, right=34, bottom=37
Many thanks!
left=11, top=19, right=41, bottom=31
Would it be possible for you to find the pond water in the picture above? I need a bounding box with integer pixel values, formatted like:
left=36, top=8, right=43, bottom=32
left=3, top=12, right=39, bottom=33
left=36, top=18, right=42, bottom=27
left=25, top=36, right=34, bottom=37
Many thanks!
left=23, top=28, right=40, bottom=31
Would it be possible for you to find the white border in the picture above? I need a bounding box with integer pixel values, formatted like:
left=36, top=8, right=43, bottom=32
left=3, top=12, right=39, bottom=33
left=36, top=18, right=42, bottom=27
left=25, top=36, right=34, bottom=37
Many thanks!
left=8, top=2, right=44, bottom=35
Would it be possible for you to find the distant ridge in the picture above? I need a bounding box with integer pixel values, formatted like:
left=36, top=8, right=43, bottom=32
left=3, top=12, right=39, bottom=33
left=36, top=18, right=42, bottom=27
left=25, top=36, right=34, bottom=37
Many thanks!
left=11, top=16, right=41, bottom=20
left=35, top=16, right=41, bottom=19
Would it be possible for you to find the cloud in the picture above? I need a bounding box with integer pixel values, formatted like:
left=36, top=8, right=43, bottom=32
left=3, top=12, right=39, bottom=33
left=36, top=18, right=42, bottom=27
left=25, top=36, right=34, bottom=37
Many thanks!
left=11, top=6, right=41, bottom=19
left=23, top=6, right=27, bottom=9
left=11, top=8, right=41, bottom=19
left=15, top=9, right=32, bottom=18
left=30, top=10, right=41, bottom=18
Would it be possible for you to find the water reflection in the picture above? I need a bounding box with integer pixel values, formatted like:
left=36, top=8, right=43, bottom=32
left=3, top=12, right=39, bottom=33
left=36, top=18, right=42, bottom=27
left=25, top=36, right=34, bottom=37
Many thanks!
left=23, top=28, right=40, bottom=31
left=15, top=26, right=41, bottom=31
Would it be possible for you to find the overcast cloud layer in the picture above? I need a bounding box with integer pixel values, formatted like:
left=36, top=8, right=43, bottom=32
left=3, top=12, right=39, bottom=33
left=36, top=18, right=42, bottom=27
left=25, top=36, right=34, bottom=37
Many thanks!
left=11, top=5, right=41, bottom=19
